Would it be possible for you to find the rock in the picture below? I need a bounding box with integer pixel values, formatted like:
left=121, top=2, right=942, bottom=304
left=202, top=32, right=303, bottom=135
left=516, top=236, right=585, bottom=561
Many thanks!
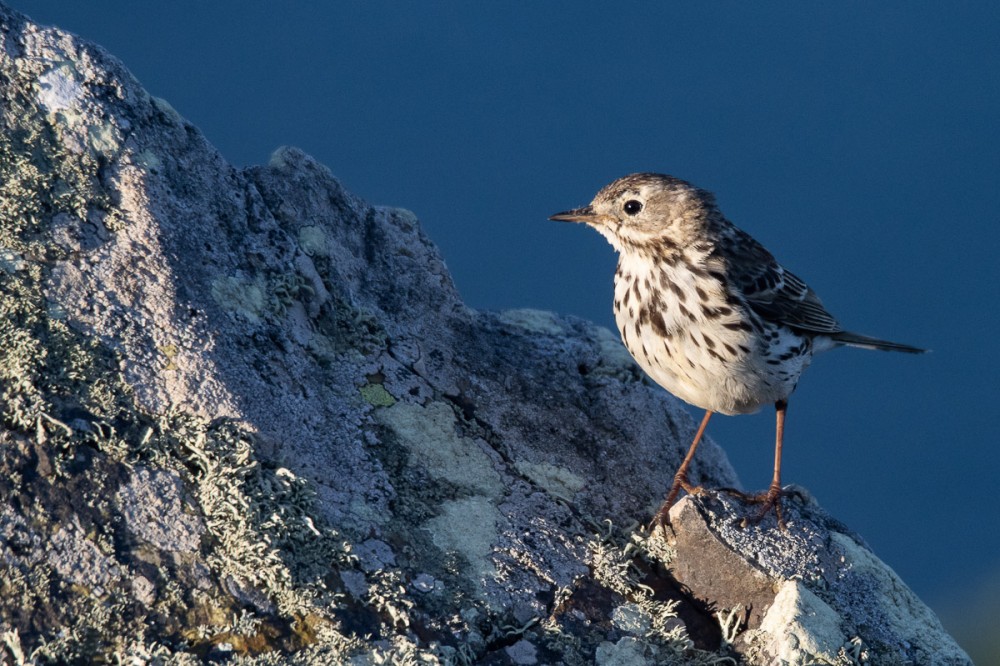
left=0, top=3, right=969, bottom=664
left=666, top=491, right=972, bottom=664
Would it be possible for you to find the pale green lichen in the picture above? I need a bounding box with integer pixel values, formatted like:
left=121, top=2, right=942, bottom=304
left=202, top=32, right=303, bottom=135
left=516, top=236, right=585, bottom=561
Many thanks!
left=591, top=326, right=642, bottom=380
left=270, top=271, right=312, bottom=314
left=35, top=61, right=121, bottom=162
left=612, top=603, right=653, bottom=635
left=376, top=401, right=503, bottom=499
left=515, top=461, right=586, bottom=502
left=298, top=225, right=328, bottom=257
left=426, top=496, right=501, bottom=589
left=87, top=121, right=119, bottom=155
left=268, top=147, right=294, bottom=170
left=497, top=308, right=564, bottom=335
left=0, top=89, right=126, bottom=432
left=151, top=96, right=184, bottom=125
left=359, top=382, right=396, bottom=407
left=209, top=266, right=331, bottom=326
left=135, top=149, right=163, bottom=174
left=212, top=275, right=267, bottom=324
left=715, top=605, right=745, bottom=651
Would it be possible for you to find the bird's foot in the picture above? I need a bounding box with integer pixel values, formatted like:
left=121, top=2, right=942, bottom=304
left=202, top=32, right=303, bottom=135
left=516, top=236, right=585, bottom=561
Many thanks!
left=648, top=475, right=703, bottom=533
left=736, top=483, right=787, bottom=530
left=680, top=479, right=703, bottom=495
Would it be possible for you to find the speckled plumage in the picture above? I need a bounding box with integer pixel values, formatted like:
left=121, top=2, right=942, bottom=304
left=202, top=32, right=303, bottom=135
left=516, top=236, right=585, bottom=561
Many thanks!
left=551, top=172, right=924, bottom=526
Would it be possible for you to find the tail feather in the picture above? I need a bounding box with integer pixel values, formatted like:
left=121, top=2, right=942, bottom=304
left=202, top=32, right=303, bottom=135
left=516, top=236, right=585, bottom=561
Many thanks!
left=831, top=331, right=927, bottom=354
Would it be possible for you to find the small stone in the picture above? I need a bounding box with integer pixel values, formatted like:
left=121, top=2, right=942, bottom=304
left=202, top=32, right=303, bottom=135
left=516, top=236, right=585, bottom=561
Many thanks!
left=595, top=637, right=658, bottom=666
left=504, top=639, right=538, bottom=665
left=340, top=570, right=368, bottom=599
left=412, top=573, right=436, bottom=593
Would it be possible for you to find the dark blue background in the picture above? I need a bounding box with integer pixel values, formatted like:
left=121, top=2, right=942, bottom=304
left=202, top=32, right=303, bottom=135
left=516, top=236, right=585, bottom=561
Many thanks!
left=14, top=2, right=999, bottom=655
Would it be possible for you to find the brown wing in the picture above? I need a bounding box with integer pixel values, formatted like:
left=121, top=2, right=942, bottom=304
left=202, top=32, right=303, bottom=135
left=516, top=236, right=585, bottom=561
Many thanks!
left=715, top=227, right=843, bottom=335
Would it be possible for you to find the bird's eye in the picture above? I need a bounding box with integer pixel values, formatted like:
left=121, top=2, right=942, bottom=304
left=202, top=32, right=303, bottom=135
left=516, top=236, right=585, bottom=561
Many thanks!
left=623, top=200, right=642, bottom=215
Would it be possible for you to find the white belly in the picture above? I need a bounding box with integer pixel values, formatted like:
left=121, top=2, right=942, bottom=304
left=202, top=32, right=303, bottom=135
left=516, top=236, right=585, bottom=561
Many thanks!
left=613, top=260, right=811, bottom=416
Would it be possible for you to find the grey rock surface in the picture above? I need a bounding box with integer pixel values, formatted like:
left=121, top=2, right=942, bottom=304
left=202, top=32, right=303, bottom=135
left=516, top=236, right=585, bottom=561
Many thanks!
left=0, top=3, right=969, bottom=664
left=667, top=491, right=971, bottom=665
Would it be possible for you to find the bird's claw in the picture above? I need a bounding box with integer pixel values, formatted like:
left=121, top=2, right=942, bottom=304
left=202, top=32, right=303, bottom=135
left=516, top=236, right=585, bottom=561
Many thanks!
left=738, top=484, right=787, bottom=530
left=648, top=477, right=706, bottom=535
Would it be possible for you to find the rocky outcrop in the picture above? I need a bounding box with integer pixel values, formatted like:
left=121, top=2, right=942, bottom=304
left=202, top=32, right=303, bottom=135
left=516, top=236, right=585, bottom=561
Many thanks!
left=666, top=492, right=969, bottom=665
left=0, top=4, right=969, bottom=664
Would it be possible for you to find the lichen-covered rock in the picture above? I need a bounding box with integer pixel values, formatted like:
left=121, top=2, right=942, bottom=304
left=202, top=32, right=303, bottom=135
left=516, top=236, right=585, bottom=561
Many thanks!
left=0, top=3, right=969, bottom=664
left=666, top=491, right=971, bottom=665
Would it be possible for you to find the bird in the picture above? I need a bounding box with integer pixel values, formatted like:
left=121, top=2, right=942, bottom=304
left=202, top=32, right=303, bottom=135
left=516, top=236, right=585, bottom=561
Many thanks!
left=550, top=173, right=925, bottom=528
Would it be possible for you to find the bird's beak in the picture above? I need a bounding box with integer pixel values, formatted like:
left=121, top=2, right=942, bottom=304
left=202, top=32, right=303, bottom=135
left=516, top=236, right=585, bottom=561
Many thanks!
left=549, top=205, right=598, bottom=224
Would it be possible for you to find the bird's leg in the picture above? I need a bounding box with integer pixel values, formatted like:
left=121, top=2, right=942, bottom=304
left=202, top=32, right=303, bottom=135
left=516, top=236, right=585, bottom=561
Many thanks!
left=742, top=399, right=788, bottom=529
left=651, top=410, right=713, bottom=529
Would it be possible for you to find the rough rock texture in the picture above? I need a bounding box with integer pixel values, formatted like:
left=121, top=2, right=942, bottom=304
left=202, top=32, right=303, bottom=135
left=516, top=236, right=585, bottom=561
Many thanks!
left=0, top=4, right=970, bottom=664
left=667, top=491, right=970, bottom=665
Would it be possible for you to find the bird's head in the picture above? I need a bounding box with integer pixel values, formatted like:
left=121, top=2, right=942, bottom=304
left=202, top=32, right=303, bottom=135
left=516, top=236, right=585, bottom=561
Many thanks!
left=550, top=173, right=716, bottom=255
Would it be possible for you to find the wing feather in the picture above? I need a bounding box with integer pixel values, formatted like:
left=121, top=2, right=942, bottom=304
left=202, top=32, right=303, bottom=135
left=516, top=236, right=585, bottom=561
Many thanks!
left=714, top=227, right=842, bottom=334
